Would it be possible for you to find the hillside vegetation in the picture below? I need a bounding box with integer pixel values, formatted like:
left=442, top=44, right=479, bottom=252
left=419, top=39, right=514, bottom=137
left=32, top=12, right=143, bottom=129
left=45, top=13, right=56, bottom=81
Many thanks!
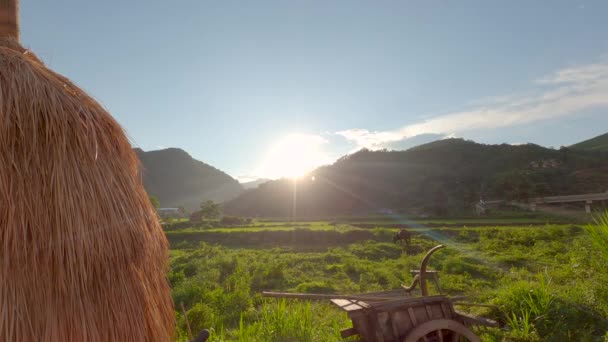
left=570, top=132, right=608, bottom=152
left=225, top=139, right=608, bottom=217
left=135, top=148, right=243, bottom=209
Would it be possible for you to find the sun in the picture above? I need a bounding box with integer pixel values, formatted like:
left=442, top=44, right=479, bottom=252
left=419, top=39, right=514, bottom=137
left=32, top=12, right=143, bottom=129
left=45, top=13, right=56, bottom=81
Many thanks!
left=256, top=133, right=330, bottom=179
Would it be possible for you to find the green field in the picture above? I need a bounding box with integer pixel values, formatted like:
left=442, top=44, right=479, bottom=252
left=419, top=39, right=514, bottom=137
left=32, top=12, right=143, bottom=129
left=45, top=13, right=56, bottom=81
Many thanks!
left=168, top=218, right=608, bottom=341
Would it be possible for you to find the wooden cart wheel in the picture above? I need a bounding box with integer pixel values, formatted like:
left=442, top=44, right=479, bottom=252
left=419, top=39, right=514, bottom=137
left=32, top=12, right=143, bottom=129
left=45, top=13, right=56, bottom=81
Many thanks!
left=403, top=319, right=480, bottom=342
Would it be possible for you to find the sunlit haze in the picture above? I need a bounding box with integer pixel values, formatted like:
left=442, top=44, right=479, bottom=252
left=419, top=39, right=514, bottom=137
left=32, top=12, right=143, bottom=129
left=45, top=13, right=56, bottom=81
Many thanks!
left=255, top=134, right=332, bottom=179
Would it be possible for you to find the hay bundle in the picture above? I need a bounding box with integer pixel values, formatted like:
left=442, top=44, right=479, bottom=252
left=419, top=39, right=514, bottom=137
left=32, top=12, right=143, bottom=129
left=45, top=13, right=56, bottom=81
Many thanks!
left=0, top=1, right=174, bottom=341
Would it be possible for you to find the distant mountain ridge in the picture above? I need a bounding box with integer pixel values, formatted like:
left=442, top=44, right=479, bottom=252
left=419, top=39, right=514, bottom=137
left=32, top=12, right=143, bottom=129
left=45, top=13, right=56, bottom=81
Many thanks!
left=570, top=132, right=608, bottom=152
left=224, top=136, right=608, bottom=217
left=241, top=178, right=271, bottom=189
left=135, top=148, right=243, bottom=209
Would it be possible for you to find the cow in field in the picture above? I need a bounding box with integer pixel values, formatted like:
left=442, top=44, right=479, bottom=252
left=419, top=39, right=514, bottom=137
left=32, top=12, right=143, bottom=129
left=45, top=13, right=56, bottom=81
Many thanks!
left=393, top=228, right=412, bottom=246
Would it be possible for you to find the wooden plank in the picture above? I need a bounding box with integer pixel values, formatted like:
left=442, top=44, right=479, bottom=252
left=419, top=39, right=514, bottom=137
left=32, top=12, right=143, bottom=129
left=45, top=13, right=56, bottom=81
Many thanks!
left=389, top=312, right=400, bottom=341
left=440, top=302, right=449, bottom=319
left=391, top=311, right=413, bottom=338
left=330, top=299, right=371, bottom=312
left=340, top=327, right=358, bottom=338
left=452, top=302, right=498, bottom=309
left=425, top=303, right=434, bottom=320
left=359, top=289, right=412, bottom=298
left=349, top=311, right=371, bottom=341
left=263, top=291, right=405, bottom=302
left=408, top=307, right=419, bottom=326
left=368, top=309, right=383, bottom=342
left=455, top=311, right=499, bottom=328
left=370, top=295, right=450, bottom=311
left=406, top=307, right=420, bottom=340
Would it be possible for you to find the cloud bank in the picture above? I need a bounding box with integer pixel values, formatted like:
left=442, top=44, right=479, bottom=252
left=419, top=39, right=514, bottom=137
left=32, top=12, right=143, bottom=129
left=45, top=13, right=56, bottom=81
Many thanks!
left=337, top=59, right=608, bottom=149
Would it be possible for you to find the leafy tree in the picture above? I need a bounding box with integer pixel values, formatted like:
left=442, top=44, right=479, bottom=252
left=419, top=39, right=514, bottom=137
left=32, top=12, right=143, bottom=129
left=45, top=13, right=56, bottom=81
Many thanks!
left=200, top=200, right=221, bottom=220
left=429, top=183, right=449, bottom=216
left=149, top=195, right=160, bottom=209
left=514, top=177, right=533, bottom=201
left=533, top=183, right=551, bottom=197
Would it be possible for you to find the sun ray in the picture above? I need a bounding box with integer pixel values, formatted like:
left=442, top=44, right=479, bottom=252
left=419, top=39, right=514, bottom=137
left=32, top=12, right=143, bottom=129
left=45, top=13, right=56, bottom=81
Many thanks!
left=255, top=133, right=332, bottom=179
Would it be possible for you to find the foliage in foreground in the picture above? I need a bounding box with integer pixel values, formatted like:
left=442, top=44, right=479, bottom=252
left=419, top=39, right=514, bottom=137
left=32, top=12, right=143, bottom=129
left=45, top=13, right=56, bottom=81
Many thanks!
left=586, top=210, right=608, bottom=261
left=169, top=225, right=608, bottom=341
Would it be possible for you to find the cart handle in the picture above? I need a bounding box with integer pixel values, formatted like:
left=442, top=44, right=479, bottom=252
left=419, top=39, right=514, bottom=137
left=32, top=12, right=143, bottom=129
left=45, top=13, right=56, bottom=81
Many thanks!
left=419, top=244, right=444, bottom=296
left=262, top=291, right=468, bottom=303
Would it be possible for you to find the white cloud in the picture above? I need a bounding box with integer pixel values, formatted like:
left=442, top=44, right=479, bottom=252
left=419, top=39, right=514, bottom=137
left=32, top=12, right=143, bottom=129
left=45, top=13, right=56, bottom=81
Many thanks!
left=337, top=58, right=608, bottom=149
left=536, top=60, right=608, bottom=85
left=335, top=128, right=403, bottom=149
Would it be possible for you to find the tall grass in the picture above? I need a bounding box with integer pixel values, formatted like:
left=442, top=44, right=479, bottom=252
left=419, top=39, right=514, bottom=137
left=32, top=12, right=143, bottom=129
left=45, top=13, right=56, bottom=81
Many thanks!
left=505, top=309, right=536, bottom=341
left=232, top=300, right=351, bottom=342
left=586, top=210, right=608, bottom=260
left=498, top=275, right=554, bottom=341
left=237, top=300, right=313, bottom=341
left=171, top=224, right=608, bottom=341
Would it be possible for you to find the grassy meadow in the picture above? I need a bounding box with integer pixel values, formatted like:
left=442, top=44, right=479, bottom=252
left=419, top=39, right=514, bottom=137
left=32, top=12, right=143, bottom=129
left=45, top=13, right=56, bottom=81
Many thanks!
left=167, top=214, right=608, bottom=341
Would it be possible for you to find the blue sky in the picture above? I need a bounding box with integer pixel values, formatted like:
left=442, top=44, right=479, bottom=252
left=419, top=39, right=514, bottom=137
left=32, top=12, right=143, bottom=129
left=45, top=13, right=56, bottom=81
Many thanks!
left=21, top=1, right=608, bottom=180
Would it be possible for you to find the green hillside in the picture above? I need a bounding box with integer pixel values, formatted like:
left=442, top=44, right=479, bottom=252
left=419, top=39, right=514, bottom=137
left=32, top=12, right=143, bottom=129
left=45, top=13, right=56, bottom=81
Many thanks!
left=135, top=148, right=243, bottom=209
left=224, top=138, right=608, bottom=217
left=570, top=132, right=608, bottom=151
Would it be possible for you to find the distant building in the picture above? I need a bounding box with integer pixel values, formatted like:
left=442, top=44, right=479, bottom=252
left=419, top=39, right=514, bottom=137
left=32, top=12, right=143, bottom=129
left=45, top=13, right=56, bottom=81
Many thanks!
left=529, top=159, right=560, bottom=169
left=475, top=200, right=487, bottom=216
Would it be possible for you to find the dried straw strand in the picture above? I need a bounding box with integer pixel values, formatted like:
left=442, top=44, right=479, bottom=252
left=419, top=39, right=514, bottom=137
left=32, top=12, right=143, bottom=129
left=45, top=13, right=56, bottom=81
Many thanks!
left=0, top=37, right=175, bottom=341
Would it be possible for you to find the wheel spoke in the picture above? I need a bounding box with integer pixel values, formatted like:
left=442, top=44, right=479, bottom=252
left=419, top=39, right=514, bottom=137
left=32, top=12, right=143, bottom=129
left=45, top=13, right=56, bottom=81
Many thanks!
left=403, top=319, right=481, bottom=342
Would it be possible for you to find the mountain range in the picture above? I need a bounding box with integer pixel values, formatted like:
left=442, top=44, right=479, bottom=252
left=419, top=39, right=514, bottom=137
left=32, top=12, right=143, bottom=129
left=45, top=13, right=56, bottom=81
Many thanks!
left=136, top=132, right=608, bottom=215
left=241, top=178, right=271, bottom=190
left=135, top=148, right=243, bottom=209
left=224, top=134, right=608, bottom=217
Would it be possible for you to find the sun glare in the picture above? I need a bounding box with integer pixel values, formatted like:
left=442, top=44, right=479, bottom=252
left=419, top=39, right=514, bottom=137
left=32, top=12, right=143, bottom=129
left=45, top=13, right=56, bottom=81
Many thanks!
left=256, top=134, right=330, bottom=179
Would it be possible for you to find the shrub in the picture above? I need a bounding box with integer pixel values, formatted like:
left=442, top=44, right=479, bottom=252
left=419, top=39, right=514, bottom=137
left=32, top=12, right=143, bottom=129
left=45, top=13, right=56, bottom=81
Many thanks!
left=163, top=220, right=195, bottom=231
left=186, top=302, right=215, bottom=334
left=173, top=281, right=206, bottom=308
left=251, top=263, right=286, bottom=291
left=348, top=241, right=402, bottom=260
left=296, top=281, right=336, bottom=294
left=492, top=275, right=608, bottom=341
left=220, top=215, right=249, bottom=226
left=372, top=227, right=394, bottom=241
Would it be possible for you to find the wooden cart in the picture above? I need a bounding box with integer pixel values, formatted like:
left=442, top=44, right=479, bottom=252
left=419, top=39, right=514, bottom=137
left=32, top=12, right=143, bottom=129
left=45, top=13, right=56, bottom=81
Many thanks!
left=263, top=245, right=497, bottom=341
left=330, top=294, right=495, bottom=341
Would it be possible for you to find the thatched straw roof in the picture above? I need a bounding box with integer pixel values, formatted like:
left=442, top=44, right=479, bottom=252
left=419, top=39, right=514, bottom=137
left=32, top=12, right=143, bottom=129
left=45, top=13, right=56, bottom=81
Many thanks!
left=0, top=32, right=174, bottom=342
